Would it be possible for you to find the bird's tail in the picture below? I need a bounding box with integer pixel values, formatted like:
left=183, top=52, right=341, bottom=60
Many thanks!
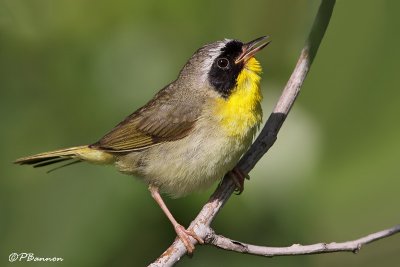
left=14, top=145, right=115, bottom=170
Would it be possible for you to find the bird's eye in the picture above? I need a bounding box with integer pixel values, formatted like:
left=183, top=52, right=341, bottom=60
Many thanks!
left=217, top=58, right=229, bottom=69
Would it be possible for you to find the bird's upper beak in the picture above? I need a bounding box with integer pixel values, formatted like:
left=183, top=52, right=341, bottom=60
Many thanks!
left=235, top=36, right=270, bottom=64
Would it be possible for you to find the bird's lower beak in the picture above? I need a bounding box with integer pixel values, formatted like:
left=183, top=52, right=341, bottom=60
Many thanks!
left=235, top=36, right=270, bottom=64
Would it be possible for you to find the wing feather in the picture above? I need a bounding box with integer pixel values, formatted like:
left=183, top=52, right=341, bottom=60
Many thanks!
left=90, top=85, right=202, bottom=152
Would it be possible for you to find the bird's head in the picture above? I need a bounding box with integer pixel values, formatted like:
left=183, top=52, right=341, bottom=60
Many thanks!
left=179, top=36, right=270, bottom=98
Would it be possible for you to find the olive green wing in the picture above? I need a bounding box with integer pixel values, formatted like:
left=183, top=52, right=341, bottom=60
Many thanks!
left=90, top=90, right=201, bottom=152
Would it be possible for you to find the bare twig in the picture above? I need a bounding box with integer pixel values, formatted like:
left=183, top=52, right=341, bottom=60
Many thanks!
left=149, top=1, right=353, bottom=266
left=205, top=225, right=400, bottom=256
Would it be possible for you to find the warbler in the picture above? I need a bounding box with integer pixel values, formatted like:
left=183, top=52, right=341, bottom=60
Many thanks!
left=15, top=36, right=269, bottom=253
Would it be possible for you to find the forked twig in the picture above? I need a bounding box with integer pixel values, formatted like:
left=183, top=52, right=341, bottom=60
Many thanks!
left=149, top=1, right=397, bottom=266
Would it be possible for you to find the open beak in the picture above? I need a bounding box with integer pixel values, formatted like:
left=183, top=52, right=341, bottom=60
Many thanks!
left=235, top=36, right=270, bottom=64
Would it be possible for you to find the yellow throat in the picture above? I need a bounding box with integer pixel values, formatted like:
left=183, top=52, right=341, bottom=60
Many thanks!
left=214, top=57, right=263, bottom=137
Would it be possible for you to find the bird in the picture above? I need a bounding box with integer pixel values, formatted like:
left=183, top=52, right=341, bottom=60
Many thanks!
left=14, top=36, right=269, bottom=253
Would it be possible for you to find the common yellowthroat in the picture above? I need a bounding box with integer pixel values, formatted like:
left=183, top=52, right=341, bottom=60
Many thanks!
left=15, top=36, right=269, bottom=253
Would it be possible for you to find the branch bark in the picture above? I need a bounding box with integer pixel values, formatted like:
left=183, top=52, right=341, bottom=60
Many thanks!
left=205, top=225, right=400, bottom=256
left=147, top=1, right=397, bottom=266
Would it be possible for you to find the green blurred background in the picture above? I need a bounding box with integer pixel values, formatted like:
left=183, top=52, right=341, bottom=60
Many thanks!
left=1, top=0, right=399, bottom=266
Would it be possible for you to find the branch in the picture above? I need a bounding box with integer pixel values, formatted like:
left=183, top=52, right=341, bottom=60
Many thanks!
left=149, top=1, right=337, bottom=266
left=205, top=225, right=400, bottom=256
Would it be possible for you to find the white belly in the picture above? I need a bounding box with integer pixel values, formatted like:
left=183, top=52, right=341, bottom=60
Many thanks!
left=115, top=118, right=257, bottom=197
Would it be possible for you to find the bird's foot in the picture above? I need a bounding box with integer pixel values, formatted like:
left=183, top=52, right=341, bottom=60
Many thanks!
left=228, top=167, right=250, bottom=195
left=174, top=224, right=204, bottom=254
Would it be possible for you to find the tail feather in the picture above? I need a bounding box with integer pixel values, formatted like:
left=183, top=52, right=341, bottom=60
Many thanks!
left=32, top=158, right=73, bottom=168
left=14, top=145, right=115, bottom=169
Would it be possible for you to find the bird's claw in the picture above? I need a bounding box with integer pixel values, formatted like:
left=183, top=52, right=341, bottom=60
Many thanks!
left=174, top=224, right=204, bottom=254
left=229, top=167, right=249, bottom=195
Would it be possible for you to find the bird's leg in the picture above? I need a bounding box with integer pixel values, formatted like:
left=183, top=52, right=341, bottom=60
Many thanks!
left=228, top=167, right=250, bottom=195
left=148, top=184, right=204, bottom=254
